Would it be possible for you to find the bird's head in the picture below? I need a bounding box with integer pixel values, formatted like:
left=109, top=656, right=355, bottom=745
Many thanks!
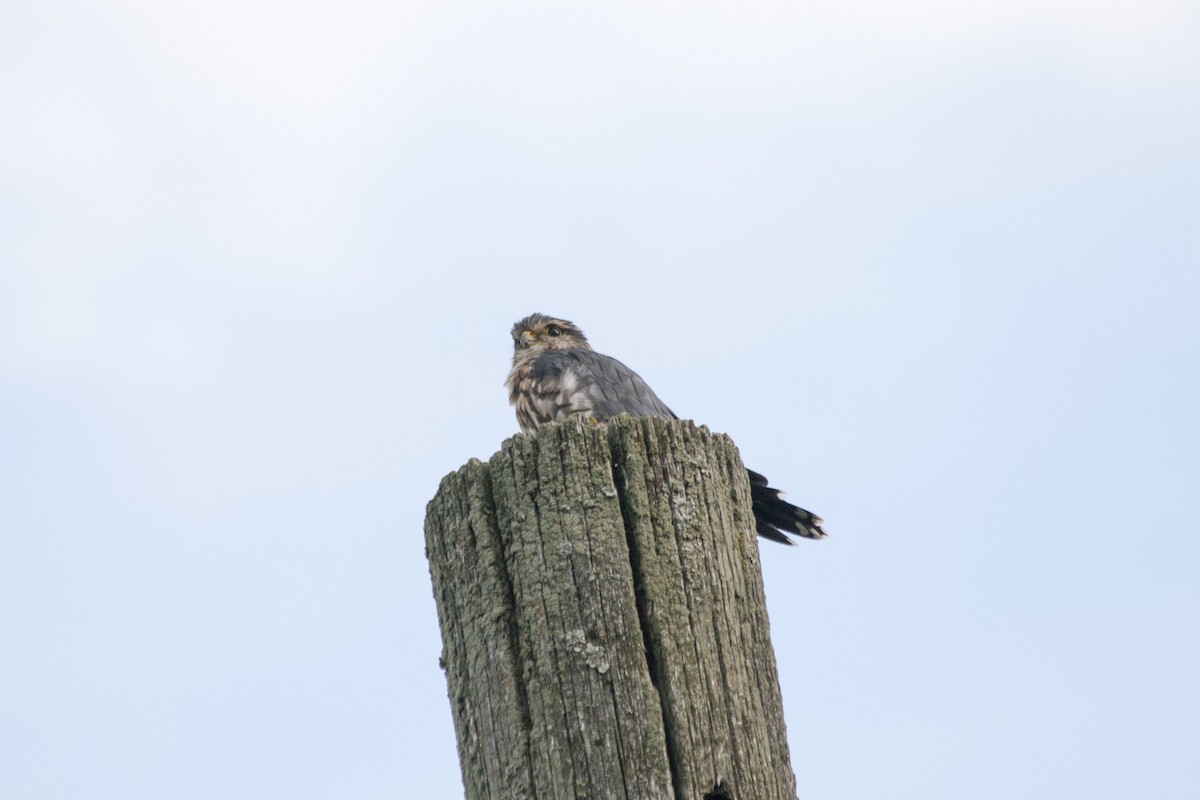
left=511, top=313, right=591, bottom=362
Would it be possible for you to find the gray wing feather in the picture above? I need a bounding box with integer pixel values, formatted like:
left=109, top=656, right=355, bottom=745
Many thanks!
left=529, top=349, right=677, bottom=423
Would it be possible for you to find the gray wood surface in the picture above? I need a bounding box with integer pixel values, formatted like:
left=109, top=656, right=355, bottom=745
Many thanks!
left=425, top=417, right=797, bottom=800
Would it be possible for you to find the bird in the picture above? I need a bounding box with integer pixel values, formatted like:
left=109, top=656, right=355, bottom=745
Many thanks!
left=505, top=312, right=827, bottom=544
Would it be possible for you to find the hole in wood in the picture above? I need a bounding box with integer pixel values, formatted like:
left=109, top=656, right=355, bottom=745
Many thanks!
left=704, top=780, right=733, bottom=800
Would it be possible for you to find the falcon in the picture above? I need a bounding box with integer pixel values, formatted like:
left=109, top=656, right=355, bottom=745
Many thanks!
left=505, top=312, right=827, bottom=544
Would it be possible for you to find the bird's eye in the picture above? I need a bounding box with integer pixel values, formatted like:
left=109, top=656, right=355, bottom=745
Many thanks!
left=546, top=324, right=562, bottom=337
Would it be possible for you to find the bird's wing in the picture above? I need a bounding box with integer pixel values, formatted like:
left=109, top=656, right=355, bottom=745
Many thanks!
left=527, top=349, right=678, bottom=425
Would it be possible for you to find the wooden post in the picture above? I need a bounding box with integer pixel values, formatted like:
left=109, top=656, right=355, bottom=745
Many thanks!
left=425, top=416, right=798, bottom=800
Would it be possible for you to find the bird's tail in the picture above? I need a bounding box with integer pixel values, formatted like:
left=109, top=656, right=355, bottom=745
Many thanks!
left=747, top=468, right=827, bottom=544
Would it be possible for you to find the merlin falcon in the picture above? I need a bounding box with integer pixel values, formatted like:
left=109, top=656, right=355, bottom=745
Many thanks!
left=506, top=312, right=827, bottom=544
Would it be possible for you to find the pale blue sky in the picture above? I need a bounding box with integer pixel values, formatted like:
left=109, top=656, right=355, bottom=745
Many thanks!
left=2, top=2, right=1198, bottom=798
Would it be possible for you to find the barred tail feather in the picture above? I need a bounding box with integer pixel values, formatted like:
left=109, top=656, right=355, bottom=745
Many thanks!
left=747, top=468, right=827, bottom=544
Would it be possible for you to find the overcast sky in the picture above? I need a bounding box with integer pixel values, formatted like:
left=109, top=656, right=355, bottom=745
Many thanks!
left=2, top=2, right=1198, bottom=798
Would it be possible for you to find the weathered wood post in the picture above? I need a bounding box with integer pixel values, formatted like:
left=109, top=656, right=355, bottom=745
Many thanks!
left=425, top=416, right=798, bottom=800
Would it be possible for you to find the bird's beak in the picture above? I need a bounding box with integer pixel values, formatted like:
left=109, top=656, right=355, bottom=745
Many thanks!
left=519, top=330, right=537, bottom=347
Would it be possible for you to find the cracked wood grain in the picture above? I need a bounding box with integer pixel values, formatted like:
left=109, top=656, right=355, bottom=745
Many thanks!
left=425, top=417, right=798, bottom=800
